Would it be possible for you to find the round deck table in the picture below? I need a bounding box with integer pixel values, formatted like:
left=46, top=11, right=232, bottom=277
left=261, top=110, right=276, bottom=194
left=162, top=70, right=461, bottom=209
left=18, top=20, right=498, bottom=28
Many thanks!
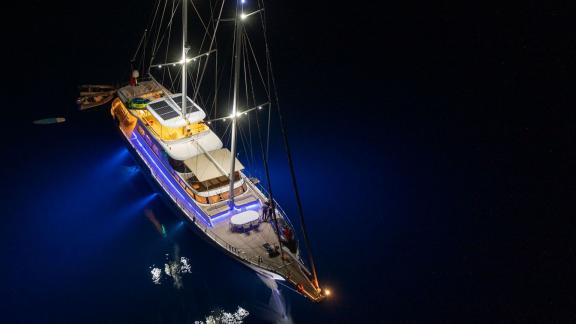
left=230, top=210, right=260, bottom=231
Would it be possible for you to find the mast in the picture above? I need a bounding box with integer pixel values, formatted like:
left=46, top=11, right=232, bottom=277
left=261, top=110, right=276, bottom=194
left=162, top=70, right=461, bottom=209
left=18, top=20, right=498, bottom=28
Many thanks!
left=181, top=0, right=188, bottom=115
left=228, top=0, right=243, bottom=206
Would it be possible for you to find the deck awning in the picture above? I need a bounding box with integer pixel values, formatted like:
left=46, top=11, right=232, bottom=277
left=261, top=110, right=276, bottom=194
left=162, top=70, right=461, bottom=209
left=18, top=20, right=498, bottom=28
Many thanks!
left=183, top=148, right=244, bottom=182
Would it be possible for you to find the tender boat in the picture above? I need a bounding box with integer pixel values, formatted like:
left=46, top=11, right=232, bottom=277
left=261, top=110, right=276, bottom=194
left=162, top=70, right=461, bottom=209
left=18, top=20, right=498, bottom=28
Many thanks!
left=77, top=84, right=116, bottom=110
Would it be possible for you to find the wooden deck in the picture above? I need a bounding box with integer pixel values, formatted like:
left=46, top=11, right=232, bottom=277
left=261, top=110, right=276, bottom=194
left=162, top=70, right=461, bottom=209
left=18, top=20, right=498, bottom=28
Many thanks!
left=210, top=209, right=323, bottom=301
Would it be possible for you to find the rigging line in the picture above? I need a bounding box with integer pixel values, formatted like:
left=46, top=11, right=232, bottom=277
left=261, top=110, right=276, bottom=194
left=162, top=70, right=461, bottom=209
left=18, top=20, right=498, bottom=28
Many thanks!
left=170, top=68, right=182, bottom=91
left=200, top=0, right=218, bottom=119
left=243, top=28, right=264, bottom=178
left=187, top=66, right=208, bottom=110
left=196, top=40, right=212, bottom=78
left=237, top=121, right=251, bottom=173
left=149, top=0, right=163, bottom=41
left=207, top=0, right=217, bottom=47
left=140, top=33, right=147, bottom=75
left=221, top=119, right=232, bottom=149
left=241, top=35, right=251, bottom=166
left=208, top=0, right=218, bottom=120
left=189, top=0, right=209, bottom=34
left=154, top=0, right=170, bottom=53
left=272, top=66, right=320, bottom=289
left=256, top=0, right=272, bottom=97
left=149, top=0, right=169, bottom=73
left=160, top=0, right=176, bottom=83
left=246, top=36, right=285, bottom=265
left=254, top=100, right=273, bottom=185
left=166, top=63, right=174, bottom=91
left=246, top=43, right=260, bottom=175
left=243, top=32, right=270, bottom=99
left=193, top=18, right=210, bottom=57
left=254, top=110, right=285, bottom=265
left=138, top=30, right=147, bottom=75
left=246, top=84, right=255, bottom=171
left=260, top=2, right=320, bottom=289
left=192, top=39, right=208, bottom=89
left=142, top=0, right=162, bottom=73
left=205, top=52, right=218, bottom=119
left=248, top=70, right=258, bottom=173
left=186, top=66, right=200, bottom=107
left=265, top=82, right=271, bottom=163
left=192, top=0, right=226, bottom=102
left=237, top=116, right=258, bottom=175
left=152, top=0, right=180, bottom=60
left=211, top=50, right=219, bottom=119
left=256, top=0, right=272, bottom=162
left=244, top=32, right=259, bottom=106
left=207, top=0, right=215, bottom=28
left=131, top=29, right=148, bottom=64
left=226, top=26, right=236, bottom=118
left=240, top=33, right=270, bottom=167
left=209, top=49, right=236, bottom=120
left=241, top=33, right=256, bottom=168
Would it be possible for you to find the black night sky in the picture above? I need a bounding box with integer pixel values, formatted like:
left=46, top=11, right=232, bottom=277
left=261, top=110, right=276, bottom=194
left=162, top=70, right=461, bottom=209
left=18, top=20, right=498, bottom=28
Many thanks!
left=2, top=1, right=575, bottom=323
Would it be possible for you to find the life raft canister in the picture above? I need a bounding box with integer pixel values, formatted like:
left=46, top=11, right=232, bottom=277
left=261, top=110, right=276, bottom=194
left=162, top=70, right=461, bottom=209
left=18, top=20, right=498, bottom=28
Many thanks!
left=129, top=97, right=150, bottom=109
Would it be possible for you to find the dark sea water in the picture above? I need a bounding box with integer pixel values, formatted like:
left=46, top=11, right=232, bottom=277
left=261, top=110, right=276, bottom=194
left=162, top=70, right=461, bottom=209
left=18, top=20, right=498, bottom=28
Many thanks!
left=3, top=1, right=575, bottom=323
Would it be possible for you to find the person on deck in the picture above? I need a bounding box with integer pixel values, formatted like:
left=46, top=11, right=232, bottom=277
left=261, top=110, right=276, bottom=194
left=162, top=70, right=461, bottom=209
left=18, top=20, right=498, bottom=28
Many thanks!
left=262, top=201, right=271, bottom=221
left=283, top=227, right=293, bottom=241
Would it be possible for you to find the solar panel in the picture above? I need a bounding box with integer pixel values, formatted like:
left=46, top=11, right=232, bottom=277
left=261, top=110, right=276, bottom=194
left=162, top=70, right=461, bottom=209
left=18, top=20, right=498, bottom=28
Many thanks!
left=147, top=95, right=199, bottom=121
left=172, top=95, right=199, bottom=113
left=149, top=100, right=179, bottom=120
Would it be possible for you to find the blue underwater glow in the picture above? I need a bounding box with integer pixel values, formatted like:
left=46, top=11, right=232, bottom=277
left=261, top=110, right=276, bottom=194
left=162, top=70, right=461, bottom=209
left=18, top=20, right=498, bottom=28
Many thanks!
left=165, top=221, right=186, bottom=238
left=112, top=193, right=158, bottom=223
left=103, top=147, right=129, bottom=169
left=131, top=131, right=213, bottom=227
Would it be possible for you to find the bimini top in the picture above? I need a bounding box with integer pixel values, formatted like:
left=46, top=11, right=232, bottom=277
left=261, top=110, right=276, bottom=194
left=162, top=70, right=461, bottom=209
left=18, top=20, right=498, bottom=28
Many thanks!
left=183, top=148, right=244, bottom=182
left=147, top=94, right=206, bottom=128
left=162, top=130, right=223, bottom=160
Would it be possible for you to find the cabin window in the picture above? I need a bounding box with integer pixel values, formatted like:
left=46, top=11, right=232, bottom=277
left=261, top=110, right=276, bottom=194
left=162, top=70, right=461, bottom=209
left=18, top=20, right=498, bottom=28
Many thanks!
left=194, top=195, right=209, bottom=204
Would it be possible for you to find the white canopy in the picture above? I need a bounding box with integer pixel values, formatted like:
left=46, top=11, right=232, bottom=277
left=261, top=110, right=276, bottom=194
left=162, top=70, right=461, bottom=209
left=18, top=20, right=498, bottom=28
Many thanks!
left=160, top=130, right=223, bottom=160
left=183, top=148, right=244, bottom=182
